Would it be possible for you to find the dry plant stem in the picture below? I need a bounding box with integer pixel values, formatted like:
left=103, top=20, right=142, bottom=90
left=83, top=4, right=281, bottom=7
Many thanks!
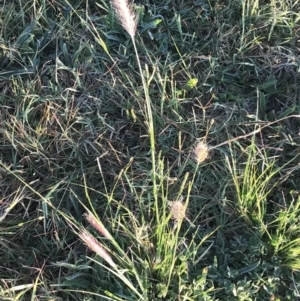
left=0, top=162, right=78, bottom=230
left=210, top=114, right=300, bottom=150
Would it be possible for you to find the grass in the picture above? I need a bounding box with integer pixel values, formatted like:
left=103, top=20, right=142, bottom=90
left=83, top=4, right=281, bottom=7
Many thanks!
left=1, top=0, right=300, bottom=300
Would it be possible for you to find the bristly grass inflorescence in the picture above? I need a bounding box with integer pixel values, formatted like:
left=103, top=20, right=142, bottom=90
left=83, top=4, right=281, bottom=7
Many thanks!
left=79, top=229, right=117, bottom=269
left=168, top=199, right=187, bottom=222
left=192, top=141, right=209, bottom=164
left=111, top=0, right=138, bottom=38
left=84, top=212, right=112, bottom=240
left=168, top=198, right=195, bottom=227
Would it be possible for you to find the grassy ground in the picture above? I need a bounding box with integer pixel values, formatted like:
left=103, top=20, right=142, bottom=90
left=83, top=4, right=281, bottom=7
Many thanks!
left=1, top=0, right=300, bottom=300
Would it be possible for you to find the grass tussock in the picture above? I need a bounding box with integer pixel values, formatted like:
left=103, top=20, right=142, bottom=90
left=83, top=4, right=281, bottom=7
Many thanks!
left=1, top=0, right=300, bottom=300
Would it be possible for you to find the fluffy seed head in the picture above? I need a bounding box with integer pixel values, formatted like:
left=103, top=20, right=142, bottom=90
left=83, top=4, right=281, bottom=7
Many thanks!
left=79, top=229, right=117, bottom=269
left=168, top=199, right=187, bottom=222
left=111, top=0, right=137, bottom=38
left=84, top=212, right=112, bottom=240
left=192, top=141, right=209, bottom=164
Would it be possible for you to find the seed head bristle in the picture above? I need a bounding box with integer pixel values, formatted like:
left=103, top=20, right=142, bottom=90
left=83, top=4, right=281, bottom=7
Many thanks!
left=84, top=212, right=112, bottom=240
left=168, top=200, right=186, bottom=222
left=192, top=141, right=209, bottom=164
left=79, top=229, right=117, bottom=269
left=111, top=0, right=137, bottom=38
left=168, top=199, right=196, bottom=227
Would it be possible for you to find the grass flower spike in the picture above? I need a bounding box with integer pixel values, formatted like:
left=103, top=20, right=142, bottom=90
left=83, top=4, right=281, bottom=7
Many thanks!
left=111, top=0, right=137, bottom=38
left=79, top=229, right=117, bottom=269
left=84, top=212, right=112, bottom=240
left=168, top=199, right=187, bottom=222
left=168, top=199, right=195, bottom=227
left=192, top=141, right=209, bottom=164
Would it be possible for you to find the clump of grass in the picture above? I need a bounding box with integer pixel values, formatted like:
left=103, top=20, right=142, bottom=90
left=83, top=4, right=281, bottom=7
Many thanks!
left=2, top=0, right=300, bottom=300
left=72, top=4, right=216, bottom=299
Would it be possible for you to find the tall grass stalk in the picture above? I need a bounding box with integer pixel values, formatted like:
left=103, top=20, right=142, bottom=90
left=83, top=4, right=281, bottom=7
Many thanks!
left=111, top=0, right=158, bottom=222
